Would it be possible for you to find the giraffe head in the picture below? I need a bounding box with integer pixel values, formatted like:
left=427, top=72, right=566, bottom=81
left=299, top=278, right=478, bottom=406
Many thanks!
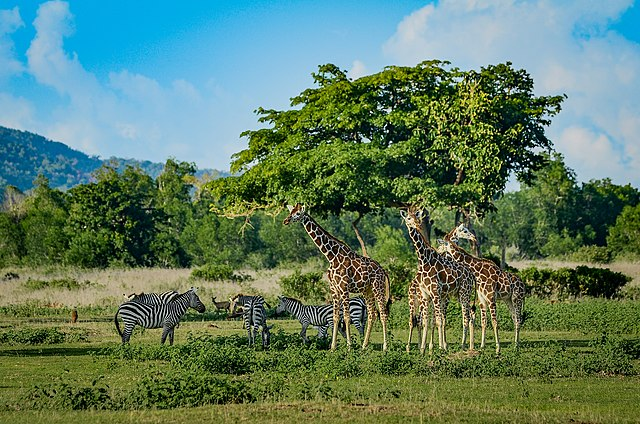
left=436, top=238, right=455, bottom=255
left=400, top=208, right=424, bottom=229
left=283, top=203, right=306, bottom=225
left=451, top=223, right=476, bottom=243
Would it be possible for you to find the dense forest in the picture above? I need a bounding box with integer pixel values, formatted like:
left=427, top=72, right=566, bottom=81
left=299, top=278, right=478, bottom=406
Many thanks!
left=0, top=155, right=638, bottom=275
left=0, top=126, right=225, bottom=192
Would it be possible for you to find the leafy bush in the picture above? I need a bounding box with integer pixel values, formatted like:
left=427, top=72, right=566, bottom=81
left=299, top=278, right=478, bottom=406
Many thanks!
left=0, top=327, right=88, bottom=344
left=125, top=370, right=253, bottom=409
left=570, top=245, right=612, bottom=264
left=519, top=265, right=630, bottom=299
left=278, top=270, right=329, bottom=303
left=22, top=377, right=113, bottom=410
left=191, top=264, right=251, bottom=282
left=384, top=261, right=415, bottom=300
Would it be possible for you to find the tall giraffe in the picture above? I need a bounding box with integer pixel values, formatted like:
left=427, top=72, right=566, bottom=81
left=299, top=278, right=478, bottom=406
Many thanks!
left=283, top=203, right=390, bottom=351
left=400, top=209, right=474, bottom=353
left=438, top=224, right=526, bottom=353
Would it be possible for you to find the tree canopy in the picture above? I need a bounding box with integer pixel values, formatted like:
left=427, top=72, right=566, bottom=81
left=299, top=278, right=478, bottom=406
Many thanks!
left=207, top=60, right=565, bottom=220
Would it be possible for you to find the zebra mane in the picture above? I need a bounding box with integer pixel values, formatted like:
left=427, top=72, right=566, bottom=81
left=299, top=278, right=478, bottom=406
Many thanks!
left=281, top=296, right=301, bottom=305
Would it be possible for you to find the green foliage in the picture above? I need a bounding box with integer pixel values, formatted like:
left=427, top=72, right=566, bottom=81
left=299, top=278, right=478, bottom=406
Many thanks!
left=570, top=245, right=613, bottom=264
left=278, top=270, right=329, bottom=303
left=22, top=377, right=113, bottom=410
left=0, top=327, right=88, bottom=344
left=208, top=61, right=564, bottom=220
left=126, top=370, right=253, bottom=408
left=607, top=203, right=640, bottom=258
left=519, top=266, right=631, bottom=299
left=191, top=264, right=251, bottom=282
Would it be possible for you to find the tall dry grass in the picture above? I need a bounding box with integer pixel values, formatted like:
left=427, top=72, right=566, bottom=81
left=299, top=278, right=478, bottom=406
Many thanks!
left=0, top=266, right=310, bottom=308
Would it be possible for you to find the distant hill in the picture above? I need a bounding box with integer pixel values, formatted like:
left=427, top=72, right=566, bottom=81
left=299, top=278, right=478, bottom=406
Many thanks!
left=0, top=126, right=227, bottom=192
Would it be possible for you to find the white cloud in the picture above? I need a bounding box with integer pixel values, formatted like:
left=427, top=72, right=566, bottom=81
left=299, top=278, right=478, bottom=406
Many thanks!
left=0, top=6, right=24, bottom=80
left=383, top=0, right=640, bottom=187
left=348, top=60, right=368, bottom=80
left=0, top=93, right=35, bottom=129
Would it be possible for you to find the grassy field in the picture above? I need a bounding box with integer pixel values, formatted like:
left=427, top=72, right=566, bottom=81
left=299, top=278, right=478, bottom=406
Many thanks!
left=0, top=264, right=639, bottom=423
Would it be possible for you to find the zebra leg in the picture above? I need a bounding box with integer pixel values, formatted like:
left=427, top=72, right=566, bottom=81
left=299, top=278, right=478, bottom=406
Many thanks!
left=161, top=326, right=170, bottom=345
left=123, top=323, right=135, bottom=344
left=300, top=323, right=309, bottom=344
left=342, top=295, right=352, bottom=349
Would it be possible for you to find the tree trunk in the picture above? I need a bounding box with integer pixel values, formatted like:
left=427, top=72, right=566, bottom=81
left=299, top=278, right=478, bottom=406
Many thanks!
left=351, top=214, right=368, bottom=257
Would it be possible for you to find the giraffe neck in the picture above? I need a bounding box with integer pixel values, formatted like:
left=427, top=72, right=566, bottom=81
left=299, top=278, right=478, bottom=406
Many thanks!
left=300, top=214, right=349, bottom=265
left=407, top=226, right=439, bottom=268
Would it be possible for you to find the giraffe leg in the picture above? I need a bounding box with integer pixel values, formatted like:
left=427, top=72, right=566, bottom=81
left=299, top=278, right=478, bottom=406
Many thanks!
left=362, top=295, right=376, bottom=350
left=376, top=294, right=389, bottom=352
left=342, top=294, right=352, bottom=349
left=440, top=298, right=448, bottom=351
left=490, top=300, right=500, bottom=354
left=420, top=304, right=430, bottom=355
left=331, top=297, right=340, bottom=351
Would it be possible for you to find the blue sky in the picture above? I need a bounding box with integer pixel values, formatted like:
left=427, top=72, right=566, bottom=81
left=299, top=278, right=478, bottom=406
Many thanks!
left=1, top=1, right=639, bottom=188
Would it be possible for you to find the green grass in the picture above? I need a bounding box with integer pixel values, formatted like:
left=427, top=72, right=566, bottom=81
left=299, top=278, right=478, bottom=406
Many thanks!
left=0, top=297, right=639, bottom=423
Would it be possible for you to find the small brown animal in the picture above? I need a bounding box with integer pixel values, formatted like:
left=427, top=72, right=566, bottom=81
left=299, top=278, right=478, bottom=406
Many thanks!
left=71, top=309, right=78, bottom=324
left=211, top=296, right=231, bottom=312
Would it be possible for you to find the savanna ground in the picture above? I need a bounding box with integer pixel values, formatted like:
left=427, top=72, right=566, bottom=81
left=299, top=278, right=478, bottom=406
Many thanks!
left=0, top=261, right=639, bottom=423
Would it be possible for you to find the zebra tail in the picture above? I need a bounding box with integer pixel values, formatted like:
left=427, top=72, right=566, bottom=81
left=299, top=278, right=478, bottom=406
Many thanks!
left=114, top=308, right=123, bottom=337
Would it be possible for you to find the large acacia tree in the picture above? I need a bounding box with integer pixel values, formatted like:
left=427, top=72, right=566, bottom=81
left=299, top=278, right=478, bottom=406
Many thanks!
left=207, top=60, right=564, bottom=231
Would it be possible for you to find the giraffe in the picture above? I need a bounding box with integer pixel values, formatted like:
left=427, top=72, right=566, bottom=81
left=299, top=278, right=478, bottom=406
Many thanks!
left=283, top=203, right=390, bottom=351
left=438, top=224, right=526, bottom=353
left=400, top=209, right=475, bottom=353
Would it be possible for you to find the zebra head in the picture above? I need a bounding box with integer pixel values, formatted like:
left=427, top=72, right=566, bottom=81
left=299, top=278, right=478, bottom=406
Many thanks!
left=283, top=203, right=306, bottom=225
left=275, top=296, right=288, bottom=315
left=262, top=324, right=274, bottom=348
left=188, top=287, right=206, bottom=313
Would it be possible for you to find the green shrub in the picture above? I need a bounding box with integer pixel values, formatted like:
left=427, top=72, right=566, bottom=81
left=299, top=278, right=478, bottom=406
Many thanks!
left=570, top=245, right=613, bottom=263
left=278, top=270, right=329, bottom=304
left=191, top=264, right=251, bottom=282
left=0, top=327, right=88, bottom=344
left=385, top=261, right=415, bottom=300
left=22, top=377, right=113, bottom=410
left=519, top=265, right=630, bottom=299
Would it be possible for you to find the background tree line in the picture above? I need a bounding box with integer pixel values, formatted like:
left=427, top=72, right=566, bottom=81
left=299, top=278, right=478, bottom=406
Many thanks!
left=0, top=155, right=638, bottom=271
left=1, top=61, right=638, bottom=273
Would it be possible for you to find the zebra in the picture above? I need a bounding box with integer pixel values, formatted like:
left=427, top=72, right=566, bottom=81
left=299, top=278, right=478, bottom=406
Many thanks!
left=114, top=287, right=206, bottom=345
left=244, top=296, right=273, bottom=348
left=229, top=293, right=269, bottom=314
left=276, top=296, right=367, bottom=343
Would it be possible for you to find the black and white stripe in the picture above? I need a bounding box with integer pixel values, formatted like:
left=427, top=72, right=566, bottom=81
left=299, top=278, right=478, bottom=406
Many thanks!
left=114, top=287, right=206, bottom=345
left=125, top=290, right=179, bottom=304
left=244, top=296, right=272, bottom=348
left=276, top=296, right=367, bottom=342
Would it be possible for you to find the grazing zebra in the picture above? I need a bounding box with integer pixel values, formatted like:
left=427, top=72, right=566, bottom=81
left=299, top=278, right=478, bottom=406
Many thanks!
left=229, top=293, right=268, bottom=314
left=318, top=297, right=368, bottom=340
left=244, top=296, right=273, bottom=348
left=114, top=287, right=206, bottom=345
left=276, top=296, right=367, bottom=343
left=125, top=290, right=180, bottom=304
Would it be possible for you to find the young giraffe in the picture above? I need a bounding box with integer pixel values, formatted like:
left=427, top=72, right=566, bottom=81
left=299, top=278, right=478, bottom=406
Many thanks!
left=400, top=209, right=475, bottom=353
left=283, top=203, right=390, bottom=351
left=438, top=224, right=526, bottom=353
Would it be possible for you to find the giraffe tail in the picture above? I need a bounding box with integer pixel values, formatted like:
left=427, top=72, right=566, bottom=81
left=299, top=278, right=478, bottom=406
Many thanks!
left=384, top=272, right=392, bottom=313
